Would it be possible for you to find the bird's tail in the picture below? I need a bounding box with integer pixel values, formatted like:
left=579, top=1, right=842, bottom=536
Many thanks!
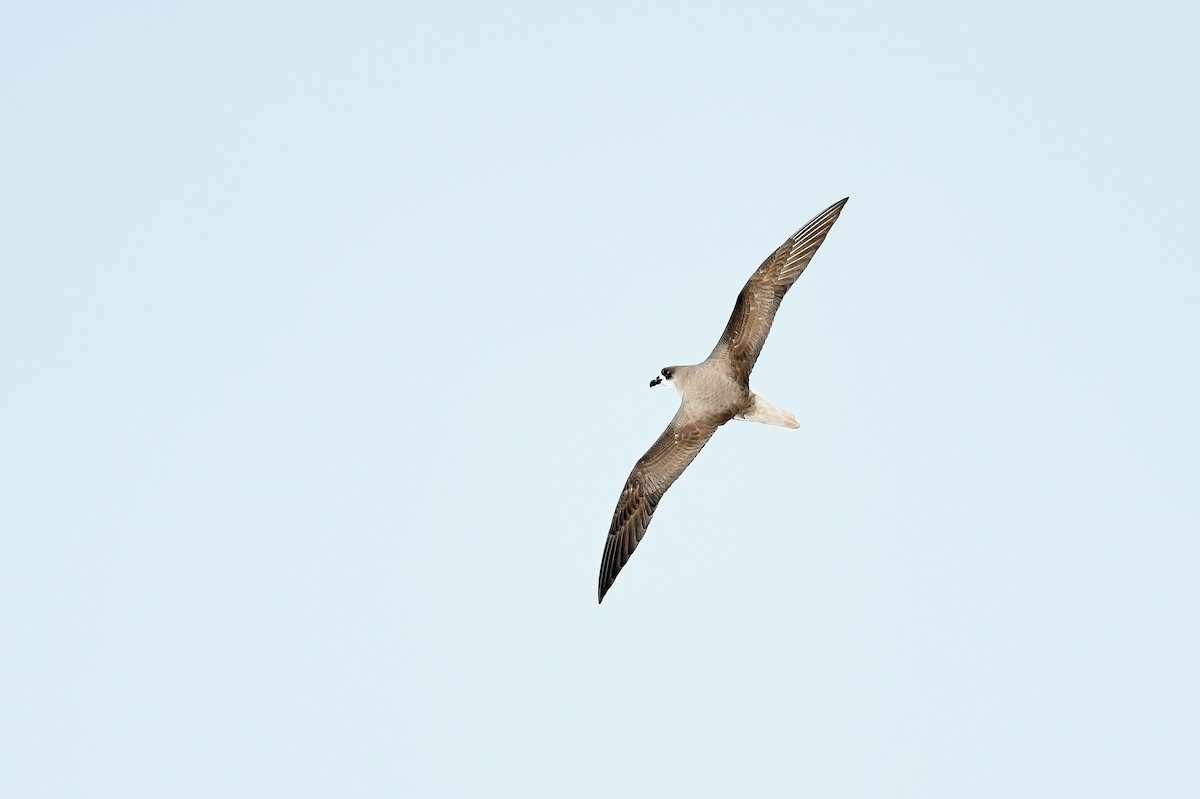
left=737, top=393, right=799, bottom=429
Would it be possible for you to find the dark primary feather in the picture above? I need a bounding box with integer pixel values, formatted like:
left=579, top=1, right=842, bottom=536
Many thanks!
left=709, top=197, right=848, bottom=385
left=597, top=411, right=720, bottom=602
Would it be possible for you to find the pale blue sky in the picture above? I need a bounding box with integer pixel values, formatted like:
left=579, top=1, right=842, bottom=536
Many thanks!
left=3, top=2, right=1198, bottom=796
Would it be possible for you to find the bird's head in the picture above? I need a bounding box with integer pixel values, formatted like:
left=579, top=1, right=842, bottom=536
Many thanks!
left=649, top=366, right=676, bottom=388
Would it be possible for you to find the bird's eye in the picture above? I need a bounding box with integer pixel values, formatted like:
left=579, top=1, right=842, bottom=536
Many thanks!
left=662, top=368, right=672, bottom=378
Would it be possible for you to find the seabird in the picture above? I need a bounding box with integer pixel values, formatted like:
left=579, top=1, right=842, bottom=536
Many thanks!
left=597, top=197, right=849, bottom=602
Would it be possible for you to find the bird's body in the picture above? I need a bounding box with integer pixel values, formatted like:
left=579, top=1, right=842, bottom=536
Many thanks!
left=598, top=197, right=849, bottom=602
left=661, top=363, right=748, bottom=421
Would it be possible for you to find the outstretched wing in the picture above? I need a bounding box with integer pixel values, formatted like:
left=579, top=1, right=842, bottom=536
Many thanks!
left=597, top=411, right=720, bottom=602
left=708, top=197, right=848, bottom=386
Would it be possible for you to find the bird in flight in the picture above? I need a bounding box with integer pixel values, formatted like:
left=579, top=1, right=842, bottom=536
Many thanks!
left=597, top=197, right=849, bottom=603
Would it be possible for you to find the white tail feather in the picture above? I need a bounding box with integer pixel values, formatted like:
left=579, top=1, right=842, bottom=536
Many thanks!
left=737, top=393, right=799, bottom=428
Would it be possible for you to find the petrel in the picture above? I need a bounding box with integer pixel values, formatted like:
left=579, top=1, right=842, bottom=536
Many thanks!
left=597, top=197, right=849, bottom=602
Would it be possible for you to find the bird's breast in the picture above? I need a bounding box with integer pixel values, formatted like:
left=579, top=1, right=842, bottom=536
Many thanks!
left=679, top=369, right=748, bottom=419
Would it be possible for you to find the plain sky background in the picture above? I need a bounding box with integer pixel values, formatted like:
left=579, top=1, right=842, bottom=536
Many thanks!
left=3, top=2, right=1198, bottom=796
